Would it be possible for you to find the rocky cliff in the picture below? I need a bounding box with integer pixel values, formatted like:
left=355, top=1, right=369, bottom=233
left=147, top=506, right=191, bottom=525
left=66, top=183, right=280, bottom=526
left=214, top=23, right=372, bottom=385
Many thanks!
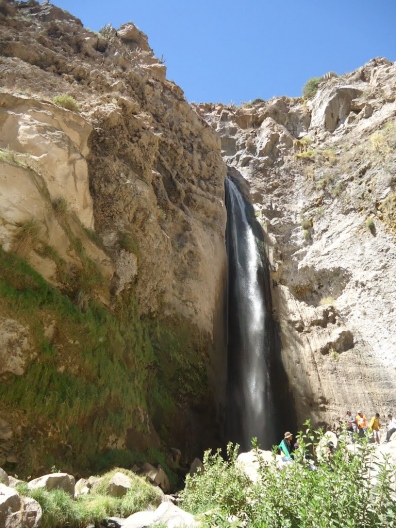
left=196, top=57, right=396, bottom=430
left=0, top=0, right=227, bottom=476
left=1, top=0, right=396, bottom=478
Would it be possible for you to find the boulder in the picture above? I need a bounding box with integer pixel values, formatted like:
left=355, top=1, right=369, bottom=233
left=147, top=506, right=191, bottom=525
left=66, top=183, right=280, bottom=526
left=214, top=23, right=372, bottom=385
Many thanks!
left=75, top=478, right=90, bottom=497
left=8, top=476, right=24, bottom=488
left=0, top=318, right=31, bottom=376
left=237, top=449, right=274, bottom=482
left=189, top=458, right=204, bottom=477
left=117, top=23, right=151, bottom=52
left=107, top=472, right=132, bottom=497
left=140, top=463, right=170, bottom=493
left=0, top=483, right=21, bottom=527
left=21, top=496, right=42, bottom=528
left=310, top=85, right=363, bottom=132
left=28, top=472, right=75, bottom=497
left=123, top=501, right=198, bottom=528
left=0, top=468, right=9, bottom=486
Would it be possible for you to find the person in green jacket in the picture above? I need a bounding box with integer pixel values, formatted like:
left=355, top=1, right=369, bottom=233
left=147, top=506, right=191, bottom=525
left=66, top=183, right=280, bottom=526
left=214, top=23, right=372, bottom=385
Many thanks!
left=278, top=431, right=294, bottom=461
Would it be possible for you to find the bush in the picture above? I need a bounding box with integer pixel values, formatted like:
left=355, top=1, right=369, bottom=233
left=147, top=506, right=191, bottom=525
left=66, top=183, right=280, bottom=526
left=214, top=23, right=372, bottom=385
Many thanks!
left=302, top=77, right=322, bottom=99
left=296, top=150, right=315, bottom=160
left=180, top=443, right=251, bottom=517
left=52, top=94, right=79, bottom=112
left=181, top=424, right=396, bottom=527
left=366, top=217, right=375, bottom=232
left=18, top=468, right=162, bottom=528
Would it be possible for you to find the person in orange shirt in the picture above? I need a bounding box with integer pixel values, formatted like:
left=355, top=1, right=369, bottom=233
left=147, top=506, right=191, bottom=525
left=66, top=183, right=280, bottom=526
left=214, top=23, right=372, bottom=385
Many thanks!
left=355, top=410, right=368, bottom=438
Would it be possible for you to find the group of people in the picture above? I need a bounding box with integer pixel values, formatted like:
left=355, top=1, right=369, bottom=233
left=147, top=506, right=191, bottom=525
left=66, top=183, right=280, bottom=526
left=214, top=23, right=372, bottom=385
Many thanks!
left=278, top=411, right=396, bottom=463
left=346, top=410, right=396, bottom=443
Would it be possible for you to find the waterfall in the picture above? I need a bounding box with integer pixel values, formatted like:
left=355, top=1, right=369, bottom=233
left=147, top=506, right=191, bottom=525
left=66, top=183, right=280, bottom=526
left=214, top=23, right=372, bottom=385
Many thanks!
left=225, top=177, right=278, bottom=451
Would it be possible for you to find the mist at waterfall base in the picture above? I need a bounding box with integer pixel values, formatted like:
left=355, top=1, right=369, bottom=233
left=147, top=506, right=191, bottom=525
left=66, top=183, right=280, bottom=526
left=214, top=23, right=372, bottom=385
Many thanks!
left=225, top=177, right=280, bottom=451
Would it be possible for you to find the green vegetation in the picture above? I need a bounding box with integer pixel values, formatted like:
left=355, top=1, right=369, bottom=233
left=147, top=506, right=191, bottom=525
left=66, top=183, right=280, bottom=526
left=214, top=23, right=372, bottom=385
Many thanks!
left=13, top=218, right=40, bottom=256
left=17, top=468, right=161, bottom=528
left=0, top=147, right=28, bottom=168
left=118, top=230, right=140, bottom=256
left=181, top=424, right=396, bottom=527
left=0, top=248, right=205, bottom=478
left=366, top=217, right=375, bottom=232
left=52, top=94, right=79, bottom=112
left=300, top=217, right=312, bottom=230
left=302, top=77, right=322, bottom=99
left=296, top=150, right=315, bottom=160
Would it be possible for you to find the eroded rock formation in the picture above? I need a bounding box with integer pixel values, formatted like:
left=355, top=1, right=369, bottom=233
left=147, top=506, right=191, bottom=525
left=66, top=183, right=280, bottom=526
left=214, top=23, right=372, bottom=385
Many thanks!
left=0, top=0, right=227, bottom=475
left=197, top=56, right=396, bottom=429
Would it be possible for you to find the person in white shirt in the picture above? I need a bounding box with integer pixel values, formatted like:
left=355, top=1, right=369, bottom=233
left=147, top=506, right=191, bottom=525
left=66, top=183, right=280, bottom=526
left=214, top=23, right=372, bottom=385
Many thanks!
left=385, top=414, right=396, bottom=443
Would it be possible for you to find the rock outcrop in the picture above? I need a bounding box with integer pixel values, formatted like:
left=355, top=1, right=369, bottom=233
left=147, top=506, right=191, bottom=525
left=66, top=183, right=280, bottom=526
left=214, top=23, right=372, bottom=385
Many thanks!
left=197, top=57, right=396, bottom=429
left=0, top=0, right=227, bottom=475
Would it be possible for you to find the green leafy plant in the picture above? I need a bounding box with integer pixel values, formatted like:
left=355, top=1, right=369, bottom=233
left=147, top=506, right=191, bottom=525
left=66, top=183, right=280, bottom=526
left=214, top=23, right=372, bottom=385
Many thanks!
left=302, top=77, right=322, bottom=98
left=181, top=424, right=396, bottom=527
left=52, top=94, right=79, bottom=112
left=180, top=443, right=251, bottom=517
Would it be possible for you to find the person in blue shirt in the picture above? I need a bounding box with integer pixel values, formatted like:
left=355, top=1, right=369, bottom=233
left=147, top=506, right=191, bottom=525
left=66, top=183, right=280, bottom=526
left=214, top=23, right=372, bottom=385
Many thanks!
left=278, top=431, right=294, bottom=461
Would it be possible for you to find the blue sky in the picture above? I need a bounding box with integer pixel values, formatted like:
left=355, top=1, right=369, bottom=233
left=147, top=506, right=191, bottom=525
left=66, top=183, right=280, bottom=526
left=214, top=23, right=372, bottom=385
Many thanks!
left=52, top=0, right=396, bottom=105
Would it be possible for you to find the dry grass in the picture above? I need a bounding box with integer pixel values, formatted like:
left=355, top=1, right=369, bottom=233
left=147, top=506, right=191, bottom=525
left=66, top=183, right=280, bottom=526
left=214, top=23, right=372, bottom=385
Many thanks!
left=13, top=219, right=40, bottom=256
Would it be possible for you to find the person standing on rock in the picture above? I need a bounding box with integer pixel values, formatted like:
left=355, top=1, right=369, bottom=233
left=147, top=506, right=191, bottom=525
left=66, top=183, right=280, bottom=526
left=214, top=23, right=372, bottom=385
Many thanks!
left=384, top=414, right=396, bottom=443
left=369, top=413, right=381, bottom=444
left=278, top=431, right=294, bottom=462
left=355, top=410, right=368, bottom=438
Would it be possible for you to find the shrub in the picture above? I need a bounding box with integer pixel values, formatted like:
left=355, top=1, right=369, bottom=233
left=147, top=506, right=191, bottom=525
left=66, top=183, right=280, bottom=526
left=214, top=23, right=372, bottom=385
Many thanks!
left=302, top=77, right=322, bottom=99
left=180, top=443, right=251, bottom=516
left=366, top=217, right=375, bottom=232
left=51, top=197, right=68, bottom=218
left=181, top=424, right=396, bottom=527
left=296, top=150, right=315, bottom=160
left=99, top=22, right=115, bottom=39
left=52, top=94, right=79, bottom=112
left=301, top=217, right=312, bottom=229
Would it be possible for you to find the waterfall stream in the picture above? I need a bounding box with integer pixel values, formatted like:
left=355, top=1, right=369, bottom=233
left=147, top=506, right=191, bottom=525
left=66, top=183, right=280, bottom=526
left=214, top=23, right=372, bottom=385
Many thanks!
left=225, top=177, right=278, bottom=450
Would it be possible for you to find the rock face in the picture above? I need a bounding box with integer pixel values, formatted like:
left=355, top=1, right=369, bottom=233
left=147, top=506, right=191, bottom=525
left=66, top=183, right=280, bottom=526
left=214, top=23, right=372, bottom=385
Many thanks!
left=0, top=0, right=227, bottom=475
left=1, top=0, right=396, bottom=474
left=197, top=57, right=396, bottom=430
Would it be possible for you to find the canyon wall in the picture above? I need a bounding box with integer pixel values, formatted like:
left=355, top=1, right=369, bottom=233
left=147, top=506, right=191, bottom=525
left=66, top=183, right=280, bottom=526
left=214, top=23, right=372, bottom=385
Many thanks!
left=1, top=0, right=396, bottom=476
left=197, top=57, right=396, bottom=430
left=0, top=0, right=227, bottom=475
